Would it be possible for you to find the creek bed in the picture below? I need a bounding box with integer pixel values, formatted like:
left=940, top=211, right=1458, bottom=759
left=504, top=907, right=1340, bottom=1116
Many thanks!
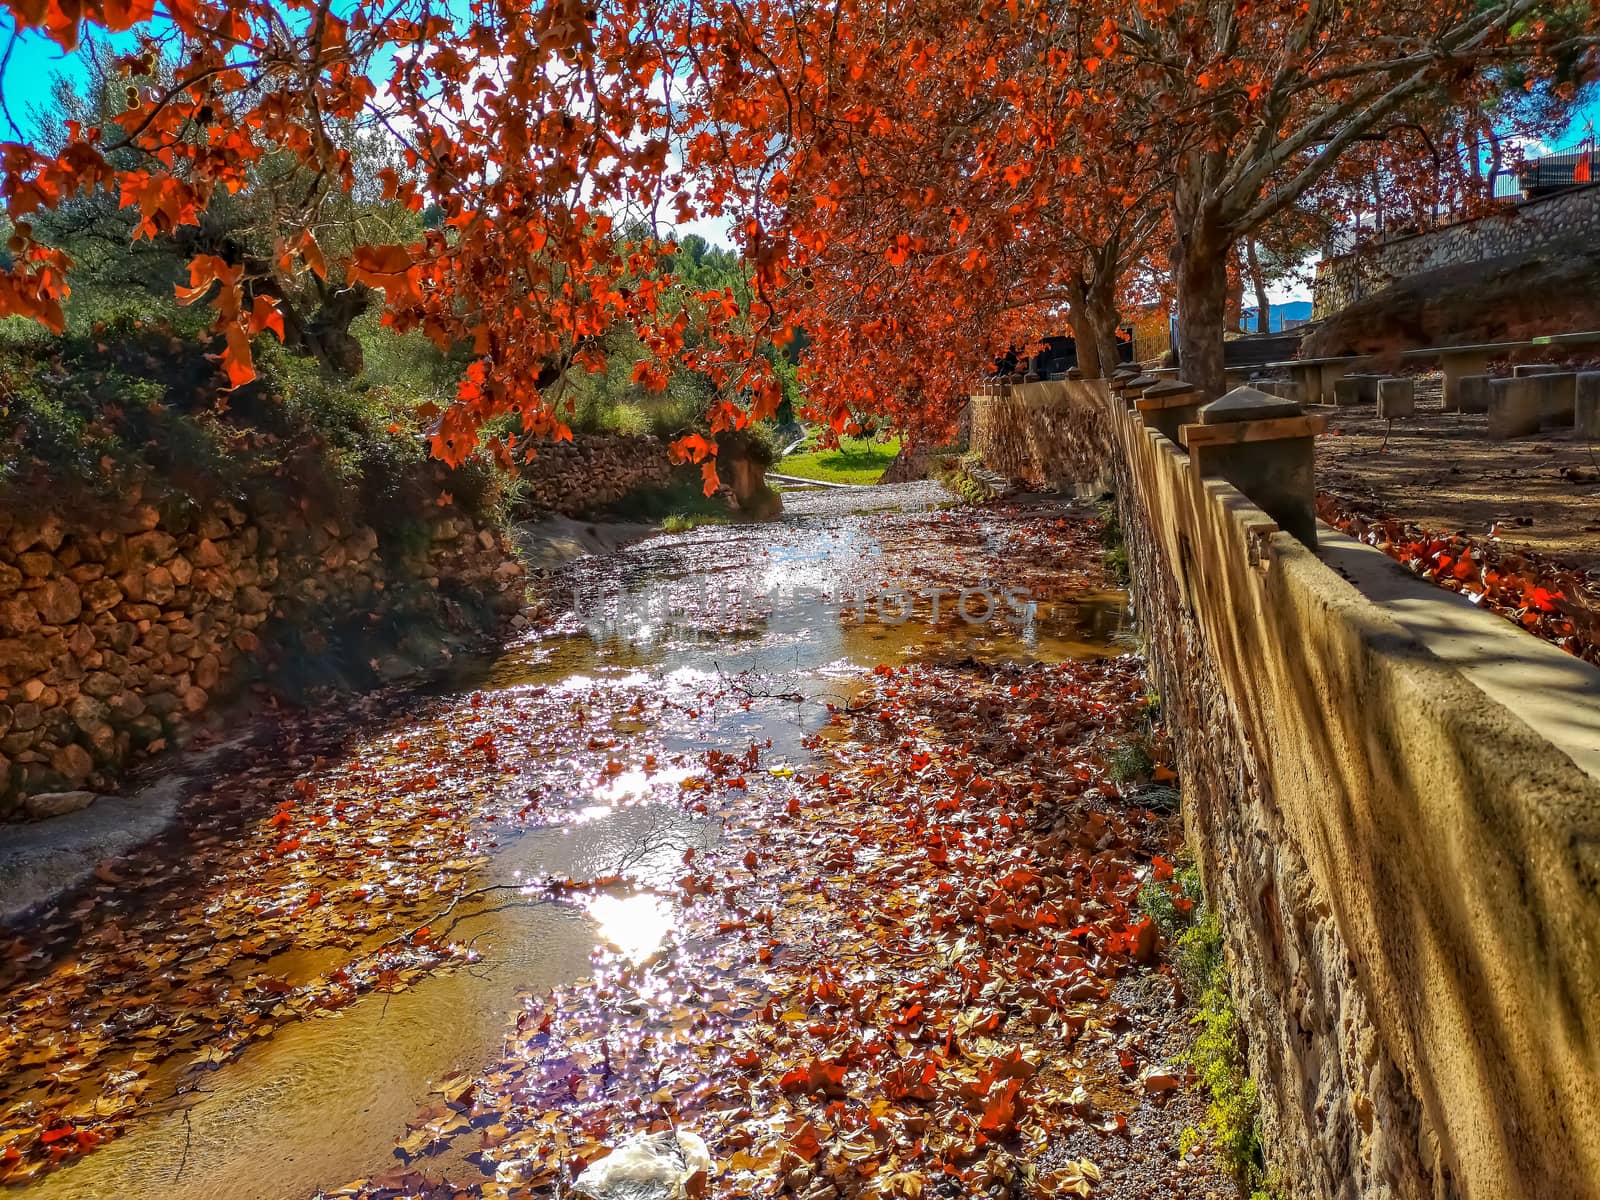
left=4, top=495, right=1129, bottom=1200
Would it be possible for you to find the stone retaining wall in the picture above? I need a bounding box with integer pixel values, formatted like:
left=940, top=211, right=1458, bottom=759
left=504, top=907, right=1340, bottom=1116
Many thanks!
left=971, top=382, right=1600, bottom=1200
left=0, top=488, right=526, bottom=819
left=516, top=434, right=675, bottom=515
left=1313, top=185, right=1600, bottom=317
left=967, top=384, right=1111, bottom=489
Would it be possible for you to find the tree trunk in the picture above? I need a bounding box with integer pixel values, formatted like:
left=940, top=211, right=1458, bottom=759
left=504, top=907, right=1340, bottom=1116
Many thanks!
left=1174, top=237, right=1230, bottom=399
left=1063, top=273, right=1101, bottom=379
left=1224, top=251, right=1244, bottom=334
left=1080, top=277, right=1121, bottom=378
left=1091, top=307, right=1121, bottom=377
left=1245, top=237, right=1271, bottom=334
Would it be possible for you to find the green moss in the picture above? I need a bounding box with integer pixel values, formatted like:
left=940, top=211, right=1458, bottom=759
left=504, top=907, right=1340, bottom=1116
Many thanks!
left=934, top=452, right=991, bottom=504
left=1142, top=863, right=1277, bottom=1199
left=1097, top=499, right=1131, bottom=585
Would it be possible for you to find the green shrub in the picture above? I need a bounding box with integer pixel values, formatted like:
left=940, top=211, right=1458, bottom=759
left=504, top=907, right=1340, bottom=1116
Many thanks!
left=1097, top=499, right=1131, bottom=585
left=1141, top=861, right=1276, bottom=1199
left=0, top=305, right=509, bottom=539
left=608, top=403, right=653, bottom=438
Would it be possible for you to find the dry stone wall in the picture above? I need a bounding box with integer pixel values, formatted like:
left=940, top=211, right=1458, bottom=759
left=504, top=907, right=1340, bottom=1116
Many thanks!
left=1313, top=184, right=1600, bottom=317
left=971, top=380, right=1600, bottom=1200
left=0, top=488, right=526, bottom=819
left=516, top=434, right=674, bottom=515
left=968, top=384, right=1111, bottom=489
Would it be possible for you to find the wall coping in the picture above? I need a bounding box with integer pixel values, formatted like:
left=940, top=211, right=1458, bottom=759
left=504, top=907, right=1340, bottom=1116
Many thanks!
left=1320, top=530, right=1600, bottom=783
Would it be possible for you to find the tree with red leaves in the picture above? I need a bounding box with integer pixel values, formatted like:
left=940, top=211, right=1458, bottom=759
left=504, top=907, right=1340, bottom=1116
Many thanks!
left=0, top=0, right=1594, bottom=471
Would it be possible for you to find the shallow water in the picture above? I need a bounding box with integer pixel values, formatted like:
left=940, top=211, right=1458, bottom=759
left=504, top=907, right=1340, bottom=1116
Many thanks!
left=13, top=500, right=1128, bottom=1200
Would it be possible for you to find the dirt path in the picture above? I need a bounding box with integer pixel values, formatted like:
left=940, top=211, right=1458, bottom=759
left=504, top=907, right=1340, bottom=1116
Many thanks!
left=0, top=501, right=1226, bottom=1200
left=1318, top=394, right=1600, bottom=570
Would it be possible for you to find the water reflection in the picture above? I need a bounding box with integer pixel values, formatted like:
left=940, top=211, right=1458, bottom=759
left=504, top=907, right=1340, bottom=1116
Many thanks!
left=586, top=892, right=676, bottom=963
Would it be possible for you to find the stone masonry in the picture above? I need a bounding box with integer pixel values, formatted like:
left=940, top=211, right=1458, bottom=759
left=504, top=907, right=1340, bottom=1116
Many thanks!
left=1313, top=185, right=1600, bottom=318
left=0, top=491, right=526, bottom=818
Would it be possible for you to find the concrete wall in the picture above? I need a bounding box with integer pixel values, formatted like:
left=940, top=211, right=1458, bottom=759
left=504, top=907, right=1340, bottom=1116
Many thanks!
left=1313, top=185, right=1600, bottom=318
left=971, top=382, right=1600, bottom=1200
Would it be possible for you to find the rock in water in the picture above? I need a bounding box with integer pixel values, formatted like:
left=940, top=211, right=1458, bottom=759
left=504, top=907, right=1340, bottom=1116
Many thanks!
left=574, top=1130, right=712, bottom=1200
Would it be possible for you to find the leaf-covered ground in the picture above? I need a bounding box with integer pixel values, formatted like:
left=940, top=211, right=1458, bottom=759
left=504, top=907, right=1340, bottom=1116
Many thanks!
left=321, top=655, right=1225, bottom=1199
left=0, top=501, right=1226, bottom=1198
left=1318, top=496, right=1600, bottom=667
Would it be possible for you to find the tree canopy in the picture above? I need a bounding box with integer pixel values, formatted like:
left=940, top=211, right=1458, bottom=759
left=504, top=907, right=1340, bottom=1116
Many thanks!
left=1, top=0, right=1595, bottom=477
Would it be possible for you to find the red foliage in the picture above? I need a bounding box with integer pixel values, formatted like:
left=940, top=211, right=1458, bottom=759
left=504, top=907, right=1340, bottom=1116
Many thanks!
left=1318, top=498, right=1600, bottom=668
left=0, top=0, right=1591, bottom=460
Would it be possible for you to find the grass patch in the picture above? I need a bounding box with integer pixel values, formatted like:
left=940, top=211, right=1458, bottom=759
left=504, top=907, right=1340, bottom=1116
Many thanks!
left=1109, top=735, right=1156, bottom=785
left=662, top=511, right=729, bottom=533
left=1097, top=499, right=1130, bottom=585
left=778, top=436, right=901, bottom=485
left=597, top=475, right=733, bottom=531
left=1142, top=862, right=1277, bottom=1200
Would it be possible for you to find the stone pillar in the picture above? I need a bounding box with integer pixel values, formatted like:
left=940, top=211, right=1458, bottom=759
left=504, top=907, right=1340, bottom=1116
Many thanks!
left=1333, top=375, right=1380, bottom=406
left=1488, top=378, right=1546, bottom=439
left=1440, top=351, right=1490, bottom=412
left=1113, top=374, right=1161, bottom=409
left=1457, top=375, right=1493, bottom=415
left=1180, top=387, right=1327, bottom=547
left=1578, top=373, right=1600, bottom=439
left=1316, top=362, right=1355, bottom=406
left=1135, top=380, right=1204, bottom=445
left=1377, top=378, right=1415, bottom=419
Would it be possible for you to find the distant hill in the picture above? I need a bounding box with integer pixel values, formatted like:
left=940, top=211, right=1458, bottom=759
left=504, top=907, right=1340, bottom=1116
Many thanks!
left=1242, top=301, right=1313, bottom=333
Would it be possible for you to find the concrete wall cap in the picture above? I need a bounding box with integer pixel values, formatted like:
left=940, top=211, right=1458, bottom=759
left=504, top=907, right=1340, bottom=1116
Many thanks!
left=1142, top=380, right=1198, bottom=398
left=1201, top=386, right=1305, bottom=423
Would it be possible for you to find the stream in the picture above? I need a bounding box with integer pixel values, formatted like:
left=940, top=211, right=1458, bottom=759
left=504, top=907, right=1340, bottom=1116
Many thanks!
left=4, top=488, right=1129, bottom=1200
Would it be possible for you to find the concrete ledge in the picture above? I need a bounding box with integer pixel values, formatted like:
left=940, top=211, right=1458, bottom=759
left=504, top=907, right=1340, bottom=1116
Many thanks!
left=976, top=378, right=1600, bottom=1200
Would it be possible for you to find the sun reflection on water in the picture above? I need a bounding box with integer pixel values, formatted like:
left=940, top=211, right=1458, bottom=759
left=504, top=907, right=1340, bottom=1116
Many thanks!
left=586, top=892, right=675, bottom=962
